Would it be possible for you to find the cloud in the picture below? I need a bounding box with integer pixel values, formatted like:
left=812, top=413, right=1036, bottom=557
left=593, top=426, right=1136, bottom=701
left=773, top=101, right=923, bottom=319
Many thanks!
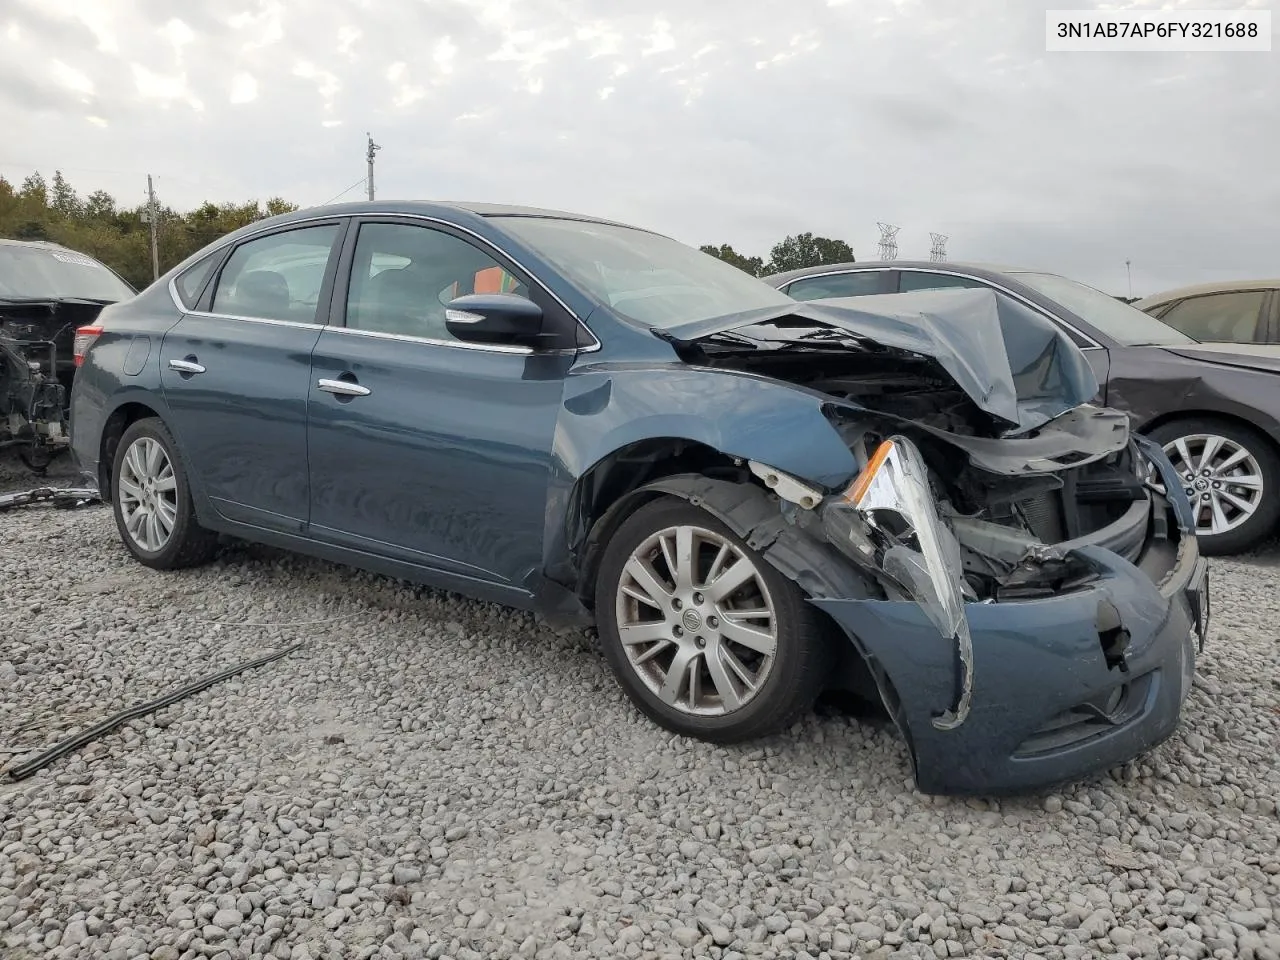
left=131, top=63, right=203, bottom=111
left=229, top=72, right=258, bottom=104
left=50, top=61, right=96, bottom=100
left=0, top=0, right=1273, bottom=295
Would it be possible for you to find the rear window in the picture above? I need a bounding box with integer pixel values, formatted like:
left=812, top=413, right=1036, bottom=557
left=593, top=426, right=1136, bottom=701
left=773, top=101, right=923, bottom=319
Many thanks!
left=0, top=244, right=135, bottom=302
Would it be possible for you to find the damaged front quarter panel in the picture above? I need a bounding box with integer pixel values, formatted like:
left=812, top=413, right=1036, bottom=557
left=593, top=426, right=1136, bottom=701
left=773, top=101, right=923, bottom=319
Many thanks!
left=817, top=435, right=977, bottom=729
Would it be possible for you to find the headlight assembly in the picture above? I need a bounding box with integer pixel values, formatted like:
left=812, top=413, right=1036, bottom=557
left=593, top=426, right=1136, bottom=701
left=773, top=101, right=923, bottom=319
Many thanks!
left=821, top=435, right=973, bottom=729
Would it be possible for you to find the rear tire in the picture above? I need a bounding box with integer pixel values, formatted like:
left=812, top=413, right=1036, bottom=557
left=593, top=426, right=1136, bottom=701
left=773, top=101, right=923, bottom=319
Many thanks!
left=1147, top=417, right=1280, bottom=555
left=111, top=417, right=218, bottom=569
left=594, top=496, right=833, bottom=743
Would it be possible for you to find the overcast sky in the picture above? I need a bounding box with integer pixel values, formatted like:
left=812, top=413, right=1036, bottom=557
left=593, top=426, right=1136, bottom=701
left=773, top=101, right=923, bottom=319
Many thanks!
left=1, top=0, right=1274, bottom=296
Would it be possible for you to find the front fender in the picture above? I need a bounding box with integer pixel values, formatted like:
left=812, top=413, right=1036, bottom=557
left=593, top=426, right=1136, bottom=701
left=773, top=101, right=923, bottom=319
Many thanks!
left=555, top=364, right=859, bottom=488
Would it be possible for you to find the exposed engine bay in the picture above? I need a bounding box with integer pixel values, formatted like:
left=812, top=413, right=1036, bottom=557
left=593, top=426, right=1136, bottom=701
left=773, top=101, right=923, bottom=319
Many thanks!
left=654, top=289, right=1193, bottom=730
left=0, top=334, right=72, bottom=474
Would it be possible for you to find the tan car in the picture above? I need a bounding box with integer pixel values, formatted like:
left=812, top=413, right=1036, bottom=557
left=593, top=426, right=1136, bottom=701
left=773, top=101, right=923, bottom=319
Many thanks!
left=1133, top=280, right=1280, bottom=345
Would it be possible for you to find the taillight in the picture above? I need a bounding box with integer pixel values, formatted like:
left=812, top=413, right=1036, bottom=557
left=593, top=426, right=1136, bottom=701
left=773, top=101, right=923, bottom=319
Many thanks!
left=73, top=326, right=103, bottom=367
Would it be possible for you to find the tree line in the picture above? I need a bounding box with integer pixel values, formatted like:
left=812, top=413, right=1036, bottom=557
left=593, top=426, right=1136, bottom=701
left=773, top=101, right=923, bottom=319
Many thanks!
left=700, top=233, right=855, bottom=277
left=0, top=171, right=297, bottom=291
left=2, top=169, right=861, bottom=290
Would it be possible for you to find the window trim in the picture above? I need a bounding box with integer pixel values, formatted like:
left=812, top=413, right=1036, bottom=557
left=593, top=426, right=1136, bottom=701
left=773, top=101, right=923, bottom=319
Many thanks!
left=1159, top=288, right=1271, bottom=344
left=167, top=211, right=601, bottom=355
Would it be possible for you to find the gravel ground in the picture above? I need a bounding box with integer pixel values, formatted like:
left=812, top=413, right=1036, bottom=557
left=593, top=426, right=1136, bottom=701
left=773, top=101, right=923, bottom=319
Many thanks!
left=1, top=452, right=1278, bottom=960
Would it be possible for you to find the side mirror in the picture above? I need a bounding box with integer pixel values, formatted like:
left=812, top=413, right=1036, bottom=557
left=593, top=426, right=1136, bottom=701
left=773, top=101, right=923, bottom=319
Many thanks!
left=444, top=294, right=544, bottom=347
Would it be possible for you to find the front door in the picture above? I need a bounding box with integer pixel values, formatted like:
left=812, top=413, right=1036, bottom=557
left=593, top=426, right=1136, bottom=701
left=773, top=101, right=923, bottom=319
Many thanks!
left=306, top=219, right=573, bottom=597
left=159, top=221, right=344, bottom=532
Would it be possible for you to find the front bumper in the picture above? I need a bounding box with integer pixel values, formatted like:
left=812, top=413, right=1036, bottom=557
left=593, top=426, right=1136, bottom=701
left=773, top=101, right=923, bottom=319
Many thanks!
left=814, top=534, right=1208, bottom=796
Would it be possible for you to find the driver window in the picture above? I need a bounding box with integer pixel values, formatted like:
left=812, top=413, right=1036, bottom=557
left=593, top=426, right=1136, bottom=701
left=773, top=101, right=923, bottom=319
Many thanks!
left=345, top=223, right=529, bottom=339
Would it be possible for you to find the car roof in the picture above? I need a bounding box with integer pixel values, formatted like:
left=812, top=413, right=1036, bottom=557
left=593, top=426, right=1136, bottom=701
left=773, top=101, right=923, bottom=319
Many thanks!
left=262, top=199, right=660, bottom=235
left=762, top=260, right=1047, bottom=285
left=1132, top=279, right=1280, bottom=309
left=0, top=238, right=78, bottom=251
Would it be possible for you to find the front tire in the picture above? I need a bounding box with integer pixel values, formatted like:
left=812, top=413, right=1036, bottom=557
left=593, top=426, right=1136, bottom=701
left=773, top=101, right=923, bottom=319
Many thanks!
left=1148, top=417, right=1280, bottom=555
left=594, top=496, right=833, bottom=743
left=111, top=417, right=218, bottom=569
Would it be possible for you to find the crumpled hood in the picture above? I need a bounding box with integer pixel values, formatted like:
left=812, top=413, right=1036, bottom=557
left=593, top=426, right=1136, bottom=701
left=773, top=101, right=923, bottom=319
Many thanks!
left=655, top=287, right=1101, bottom=434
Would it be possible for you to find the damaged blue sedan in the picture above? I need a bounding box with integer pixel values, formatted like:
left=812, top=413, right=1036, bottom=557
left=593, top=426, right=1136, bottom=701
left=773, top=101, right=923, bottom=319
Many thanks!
left=68, top=202, right=1209, bottom=795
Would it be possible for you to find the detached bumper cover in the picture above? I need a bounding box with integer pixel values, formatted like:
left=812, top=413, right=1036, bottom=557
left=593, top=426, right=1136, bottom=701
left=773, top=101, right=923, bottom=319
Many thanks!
left=814, top=538, right=1208, bottom=796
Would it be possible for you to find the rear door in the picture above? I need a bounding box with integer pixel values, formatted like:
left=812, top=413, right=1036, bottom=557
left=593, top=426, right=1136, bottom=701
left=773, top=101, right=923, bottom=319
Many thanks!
left=305, top=217, right=578, bottom=598
left=159, top=220, right=345, bottom=533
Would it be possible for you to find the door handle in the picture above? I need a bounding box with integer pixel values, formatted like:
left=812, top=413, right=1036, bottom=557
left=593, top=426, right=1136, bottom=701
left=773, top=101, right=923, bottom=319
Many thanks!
left=317, top=378, right=371, bottom=398
left=168, top=358, right=206, bottom=374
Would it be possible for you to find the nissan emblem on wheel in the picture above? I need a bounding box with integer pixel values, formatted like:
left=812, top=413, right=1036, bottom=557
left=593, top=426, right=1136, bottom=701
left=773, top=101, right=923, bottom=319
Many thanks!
left=70, top=201, right=1209, bottom=795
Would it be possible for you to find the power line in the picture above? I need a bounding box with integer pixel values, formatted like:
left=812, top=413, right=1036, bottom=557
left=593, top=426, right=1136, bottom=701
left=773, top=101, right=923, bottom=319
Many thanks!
left=319, top=177, right=367, bottom=206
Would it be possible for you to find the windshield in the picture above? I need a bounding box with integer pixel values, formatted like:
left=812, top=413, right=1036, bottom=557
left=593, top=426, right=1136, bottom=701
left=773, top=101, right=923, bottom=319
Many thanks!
left=0, top=245, right=135, bottom=302
left=494, top=217, right=793, bottom=327
left=1013, top=271, right=1193, bottom=347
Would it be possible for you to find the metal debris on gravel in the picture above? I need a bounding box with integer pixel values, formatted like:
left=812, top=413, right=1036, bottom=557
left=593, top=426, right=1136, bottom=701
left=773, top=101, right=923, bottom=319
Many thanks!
left=1, top=456, right=1278, bottom=960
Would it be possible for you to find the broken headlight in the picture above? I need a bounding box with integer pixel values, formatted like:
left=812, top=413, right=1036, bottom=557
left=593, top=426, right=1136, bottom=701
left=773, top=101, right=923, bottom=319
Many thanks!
left=821, top=435, right=973, bottom=729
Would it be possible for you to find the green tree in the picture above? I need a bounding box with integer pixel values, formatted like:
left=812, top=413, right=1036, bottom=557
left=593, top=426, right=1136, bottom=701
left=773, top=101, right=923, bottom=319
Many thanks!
left=699, top=243, right=765, bottom=277
left=51, top=171, right=81, bottom=218
left=19, top=172, right=47, bottom=205
left=83, top=189, right=116, bottom=221
left=14, top=221, right=50, bottom=240
left=765, top=233, right=855, bottom=274
left=0, top=170, right=308, bottom=290
left=265, top=197, right=299, bottom=217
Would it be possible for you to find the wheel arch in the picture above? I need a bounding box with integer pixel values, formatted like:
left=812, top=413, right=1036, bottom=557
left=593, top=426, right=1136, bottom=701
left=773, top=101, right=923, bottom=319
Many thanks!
left=98, top=400, right=165, bottom=496
left=1136, top=407, right=1280, bottom=454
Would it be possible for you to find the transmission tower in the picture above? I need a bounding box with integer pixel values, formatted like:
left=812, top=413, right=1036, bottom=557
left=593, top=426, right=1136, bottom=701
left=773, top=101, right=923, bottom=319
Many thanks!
left=880, top=221, right=901, bottom=259
left=929, top=233, right=949, bottom=262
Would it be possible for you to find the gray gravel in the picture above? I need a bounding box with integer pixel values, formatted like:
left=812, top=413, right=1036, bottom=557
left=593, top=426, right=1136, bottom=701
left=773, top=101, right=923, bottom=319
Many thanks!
left=1, top=454, right=1278, bottom=960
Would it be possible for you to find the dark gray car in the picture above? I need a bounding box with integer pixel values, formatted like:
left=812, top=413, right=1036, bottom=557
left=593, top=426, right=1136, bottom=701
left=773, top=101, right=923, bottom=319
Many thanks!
left=767, top=261, right=1280, bottom=555
left=69, top=206, right=1207, bottom=795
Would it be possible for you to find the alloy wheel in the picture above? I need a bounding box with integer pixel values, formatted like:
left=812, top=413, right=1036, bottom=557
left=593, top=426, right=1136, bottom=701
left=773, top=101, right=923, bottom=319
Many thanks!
left=117, top=436, right=179, bottom=552
left=614, top=524, right=778, bottom=717
left=1158, top=433, right=1265, bottom=537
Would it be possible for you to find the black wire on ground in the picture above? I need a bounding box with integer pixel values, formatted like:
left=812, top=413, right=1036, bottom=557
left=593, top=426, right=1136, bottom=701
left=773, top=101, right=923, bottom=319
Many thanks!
left=5, top=642, right=305, bottom=782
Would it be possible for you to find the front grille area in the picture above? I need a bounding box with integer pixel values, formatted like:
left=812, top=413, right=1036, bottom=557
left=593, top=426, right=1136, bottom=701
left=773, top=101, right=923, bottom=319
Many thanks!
left=1020, top=491, right=1066, bottom=542
left=1013, top=671, right=1155, bottom=758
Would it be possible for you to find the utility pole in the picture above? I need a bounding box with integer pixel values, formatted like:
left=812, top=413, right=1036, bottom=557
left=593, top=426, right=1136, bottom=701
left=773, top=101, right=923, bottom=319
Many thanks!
left=366, top=133, right=381, bottom=201
left=1126, top=259, right=1133, bottom=300
left=146, top=175, right=159, bottom=282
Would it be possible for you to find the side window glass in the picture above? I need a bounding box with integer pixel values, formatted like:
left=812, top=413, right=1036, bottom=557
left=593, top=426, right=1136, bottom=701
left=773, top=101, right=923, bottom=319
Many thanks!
left=174, top=250, right=222, bottom=308
left=210, top=225, right=339, bottom=323
left=1159, top=291, right=1267, bottom=343
left=899, top=271, right=986, bottom=292
left=345, top=223, right=529, bottom=340
left=786, top=272, right=884, bottom=301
